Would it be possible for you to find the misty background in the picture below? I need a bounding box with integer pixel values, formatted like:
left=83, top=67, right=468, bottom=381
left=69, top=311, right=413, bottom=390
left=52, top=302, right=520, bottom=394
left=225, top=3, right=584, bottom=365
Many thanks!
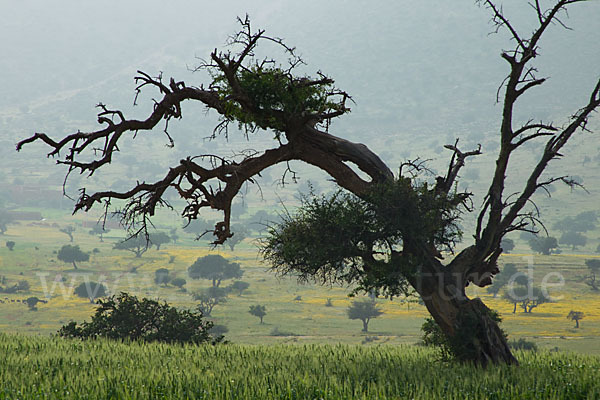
left=1, top=0, right=599, bottom=240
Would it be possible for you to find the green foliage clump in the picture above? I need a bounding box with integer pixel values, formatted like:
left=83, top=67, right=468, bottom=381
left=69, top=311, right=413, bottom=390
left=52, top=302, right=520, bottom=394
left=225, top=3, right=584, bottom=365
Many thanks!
left=188, top=254, right=243, bottom=287
left=57, top=244, right=89, bottom=269
left=58, top=292, right=216, bottom=344
left=249, top=304, right=267, bottom=324
left=73, top=282, right=108, bottom=303
left=347, top=300, right=383, bottom=332
left=262, top=177, right=464, bottom=297
left=421, top=307, right=506, bottom=363
left=213, top=66, right=341, bottom=133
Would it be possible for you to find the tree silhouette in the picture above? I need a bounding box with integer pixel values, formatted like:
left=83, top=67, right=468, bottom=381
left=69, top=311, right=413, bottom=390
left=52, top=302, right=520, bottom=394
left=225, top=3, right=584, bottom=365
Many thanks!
left=59, top=225, right=76, bottom=242
left=188, top=255, right=243, bottom=287
left=74, top=281, right=108, bottom=303
left=57, top=244, right=89, bottom=270
left=113, top=235, right=149, bottom=258
left=249, top=304, right=267, bottom=324
left=347, top=299, right=383, bottom=332
left=584, top=259, right=600, bottom=291
left=566, top=310, right=584, bottom=328
left=17, top=1, right=600, bottom=366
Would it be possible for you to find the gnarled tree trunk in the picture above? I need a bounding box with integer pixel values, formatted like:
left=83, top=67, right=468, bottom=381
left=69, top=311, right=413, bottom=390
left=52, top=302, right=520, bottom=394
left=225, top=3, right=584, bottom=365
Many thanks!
left=413, top=266, right=518, bottom=366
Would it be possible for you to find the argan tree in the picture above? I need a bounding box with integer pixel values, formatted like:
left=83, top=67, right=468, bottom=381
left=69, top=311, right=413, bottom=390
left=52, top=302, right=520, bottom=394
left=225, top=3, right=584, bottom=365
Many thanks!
left=188, top=254, right=243, bottom=287
left=57, top=244, right=90, bottom=270
left=248, top=304, right=267, bottom=324
left=585, top=259, right=600, bottom=291
left=74, top=281, right=108, bottom=303
left=347, top=299, right=384, bottom=333
left=113, top=235, right=149, bottom=258
left=17, top=1, right=600, bottom=366
left=566, top=310, right=584, bottom=328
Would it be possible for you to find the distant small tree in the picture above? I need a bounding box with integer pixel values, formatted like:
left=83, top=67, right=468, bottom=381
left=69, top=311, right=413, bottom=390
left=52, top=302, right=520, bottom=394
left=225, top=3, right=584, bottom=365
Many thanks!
left=88, top=224, right=110, bottom=242
left=226, top=225, right=248, bottom=251
left=193, top=286, right=228, bottom=316
left=57, top=244, right=90, bottom=270
left=486, top=263, right=519, bottom=297
left=528, top=236, right=558, bottom=255
left=249, top=304, right=267, bottom=324
left=74, top=281, right=108, bottom=303
left=113, top=235, right=149, bottom=258
left=567, top=310, right=584, bottom=328
left=500, top=238, right=515, bottom=253
left=209, top=324, right=229, bottom=339
left=596, top=244, right=600, bottom=254
left=188, top=254, right=243, bottom=287
left=149, top=232, right=171, bottom=250
left=171, top=277, right=187, bottom=291
left=347, top=300, right=383, bottom=332
left=5, top=241, right=15, bottom=251
left=154, top=268, right=171, bottom=286
left=58, top=292, right=217, bottom=344
left=503, top=285, right=553, bottom=313
left=169, top=228, right=179, bottom=244
left=553, top=212, right=597, bottom=233
left=25, top=296, right=47, bottom=311
left=16, top=280, right=30, bottom=292
left=228, top=280, right=250, bottom=296
left=559, top=231, right=587, bottom=250
left=0, top=209, right=15, bottom=234
left=585, top=259, right=600, bottom=291
left=59, top=225, right=76, bottom=242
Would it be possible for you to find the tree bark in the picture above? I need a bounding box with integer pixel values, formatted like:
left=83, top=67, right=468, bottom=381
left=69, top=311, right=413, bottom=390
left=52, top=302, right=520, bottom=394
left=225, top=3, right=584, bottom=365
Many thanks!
left=416, top=272, right=518, bottom=367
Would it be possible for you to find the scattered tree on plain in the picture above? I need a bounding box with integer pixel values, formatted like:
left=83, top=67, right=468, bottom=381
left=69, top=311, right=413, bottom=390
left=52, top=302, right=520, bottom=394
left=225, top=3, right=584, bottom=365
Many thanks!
left=188, top=255, right=243, bottom=287
left=226, top=225, right=248, bottom=251
left=566, top=310, right=584, bottom=328
left=584, top=259, right=600, bottom=291
left=249, top=304, right=267, bottom=324
left=347, top=299, right=383, bottom=332
left=88, top=224, right=110, bottom=242
left=154, top=268, right=171, bottom=286
left=0, top=209, right=14, bottom=234
left=485, top=263, right=519, bottom=297
left=559, top=231, right=587, bottom=250
left=5, top=241, right=15, bottom=251
left=113, top=235, right=149, bottom=258
left=24, top=296, right=47, bottom=311
left=528, top=236, right=559, bottom=255
left=59, top=225, right=76, bottom=242
left=57, top=244, right=89, bottom=270
left=149, top=232, right=171, bottom=250
left=17, top=0, right=600, bottom=366
left=228, top=280, right=250, bottom=296
left=73, top=281, right=108, bottom=303
left=503, top=285, right=553, bottom=313
left=171, top=277, right=187, bottom=291
left=192, top=286, right=228, bottom=316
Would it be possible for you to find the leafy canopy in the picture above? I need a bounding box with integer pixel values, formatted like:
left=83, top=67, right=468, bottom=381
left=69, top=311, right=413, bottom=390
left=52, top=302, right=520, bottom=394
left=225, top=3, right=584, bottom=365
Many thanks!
left=59, top=292, right=217, bottom=344
left=262, top=177, right=464, bottom=297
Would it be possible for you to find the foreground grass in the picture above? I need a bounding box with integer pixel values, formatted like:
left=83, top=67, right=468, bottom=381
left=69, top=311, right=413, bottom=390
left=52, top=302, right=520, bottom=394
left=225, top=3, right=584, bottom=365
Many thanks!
left=1, top=334, right=599, bottom=399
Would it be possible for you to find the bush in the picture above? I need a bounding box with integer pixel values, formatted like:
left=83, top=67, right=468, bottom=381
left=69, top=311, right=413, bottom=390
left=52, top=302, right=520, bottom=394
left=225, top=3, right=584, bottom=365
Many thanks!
left=58, top=292, right=218, bottom=344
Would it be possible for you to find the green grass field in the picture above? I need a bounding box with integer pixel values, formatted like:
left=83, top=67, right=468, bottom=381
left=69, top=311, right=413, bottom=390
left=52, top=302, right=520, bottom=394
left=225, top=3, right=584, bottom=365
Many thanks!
left=2, top=333, right=600, bottom=399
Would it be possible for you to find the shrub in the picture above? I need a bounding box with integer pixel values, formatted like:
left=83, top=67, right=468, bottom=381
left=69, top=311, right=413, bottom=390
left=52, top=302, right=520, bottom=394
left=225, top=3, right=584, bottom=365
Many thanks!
left=58, top=292, right=218, bottom=344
